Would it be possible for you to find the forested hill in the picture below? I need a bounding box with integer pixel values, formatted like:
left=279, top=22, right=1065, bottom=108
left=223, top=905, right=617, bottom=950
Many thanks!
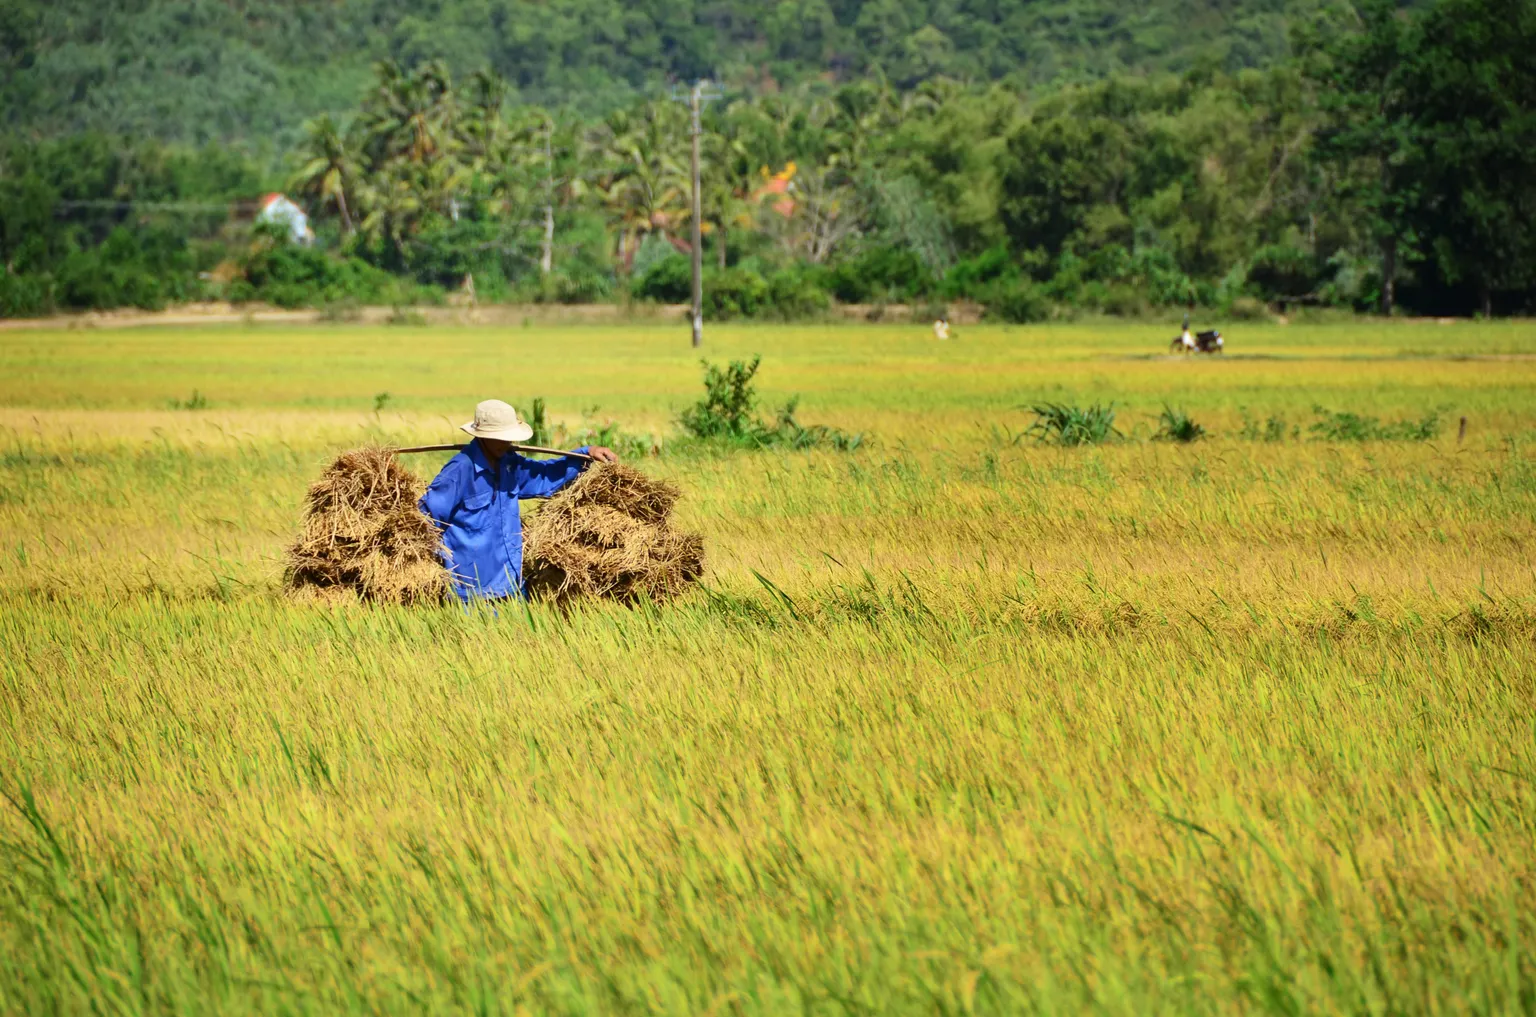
left=2, top=0, right=1307, bottom=144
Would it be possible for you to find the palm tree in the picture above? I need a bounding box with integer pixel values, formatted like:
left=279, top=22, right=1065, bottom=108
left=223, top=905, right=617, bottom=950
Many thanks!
left=458, top=69, right=509, bottom=170
left=356, top=153, right=470, bottom=265
left=507, top=107, right=558, bottom=274
left=702, top=127, right=755, bottom=267
left=356, top=168, right=424, bottom=264
left=596, top=103, right=689, bottom=272
left=359, top=59, right=457, bottom=167
left=290, top=114, right=361, bottom=235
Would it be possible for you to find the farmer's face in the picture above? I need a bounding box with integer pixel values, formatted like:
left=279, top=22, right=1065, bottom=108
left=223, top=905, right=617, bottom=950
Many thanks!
left=478, top=438, right=513, bottom=463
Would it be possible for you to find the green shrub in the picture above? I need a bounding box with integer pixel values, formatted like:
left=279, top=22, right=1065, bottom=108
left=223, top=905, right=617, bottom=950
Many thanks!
left=411, top=217, right=524, bottom=290
left=940, top=245, right=1018, bottom=300
left=1155, top=406, right=1206, bottom=442
left=1240, top=410, right=1290, bottom=441
left=1100, top=284, right=1150, bottom=317
left=986, top=282, right=1050, bottom=323
left=703, top=267, right=769, bottom=320
left=765, top=266, right=831, bottom=319
left=1247, top=244, right=1319, bottom=301
left=553, top=264, right=613, bottom=304
left=52, top=227, right=193, bottom=311
left=319, top=297, right=364, bottom=322
left=679, top=357, right=861, bottom=451
left=1309, top=407, right=1442, bottom=441
left=1227, top=295, right=1269, bottom=320
left=1025, top=401, right=1121, bottom=446
left=828, top=246, right=934, bottom=303
left=243, top=235, right=419, bottom=309
left=566, top=417, right=657, bottom=460
left=632, top=253, right=691, bottom=302
left=680, top=358, right=761, bottom=440
left=629, top=234, right=678, bottom=281
left=0, top=269, right=54, bottom=317
left=1133, top=247, right=1205, bottom=307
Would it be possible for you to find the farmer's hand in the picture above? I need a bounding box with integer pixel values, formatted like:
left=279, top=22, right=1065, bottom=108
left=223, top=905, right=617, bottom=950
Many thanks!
left=586, top=446, right=619, bottom=464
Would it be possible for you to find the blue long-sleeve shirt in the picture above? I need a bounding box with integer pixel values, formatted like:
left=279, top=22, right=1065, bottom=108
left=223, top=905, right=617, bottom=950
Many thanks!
left=418, top=441, right=591, bottom=600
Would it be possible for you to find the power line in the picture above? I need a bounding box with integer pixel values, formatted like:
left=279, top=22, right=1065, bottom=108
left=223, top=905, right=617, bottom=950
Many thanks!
left=53, top=199, right=263, bottom=213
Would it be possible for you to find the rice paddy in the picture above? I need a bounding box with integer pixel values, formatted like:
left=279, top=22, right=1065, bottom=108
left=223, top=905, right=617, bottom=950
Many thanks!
left=1, top=319, right=1533, bottom=1015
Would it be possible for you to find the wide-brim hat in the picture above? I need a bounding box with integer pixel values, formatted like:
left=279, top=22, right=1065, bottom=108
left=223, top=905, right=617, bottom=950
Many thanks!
left=460, top=399, right=534, bottom=442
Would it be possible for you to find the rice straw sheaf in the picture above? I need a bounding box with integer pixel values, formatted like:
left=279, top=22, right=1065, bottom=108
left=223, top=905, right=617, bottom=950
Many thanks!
left=523, top=463, right=705, bottom=604
left=283, top=446, right=450, bottom=604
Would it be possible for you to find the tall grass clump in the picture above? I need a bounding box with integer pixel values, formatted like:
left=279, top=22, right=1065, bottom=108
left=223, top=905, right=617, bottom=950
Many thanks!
left=1155, top=405, right=1206, bottom=442
left=1024, top=401, right=1121, bottom=446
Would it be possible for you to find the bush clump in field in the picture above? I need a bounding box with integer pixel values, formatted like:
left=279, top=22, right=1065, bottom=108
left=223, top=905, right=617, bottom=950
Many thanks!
left=1309, top=406, right=1442, bottom=441
left=1025, top=401, right=1121, bottom=446
left=523, top=463, right=705, bottom=603
left=985, top=281, right=1051, bottom=323
left=1155, top=405, right=1206, bottom=442
left=284, top=447, right=450, bottom=604
left=1239, top=409, right=1291, bottom=441
left=679, top=357, right=862, bottom=451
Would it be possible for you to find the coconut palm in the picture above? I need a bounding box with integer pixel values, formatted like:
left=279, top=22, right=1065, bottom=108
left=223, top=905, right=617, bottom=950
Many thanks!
left=701, top=127, right=756, bottom=267
left=290, top=114, right=361, bottom=235
left=356, top=156, right=471, bottom=264
left=356, top=168, right=424, bottom=263
left=505, top=107, right=559, bottom=274
left=595, top=104, right=689, bottom=271
left=358, top=59, right=457, bottom=168
left=458, top=69, right=509, bottom=171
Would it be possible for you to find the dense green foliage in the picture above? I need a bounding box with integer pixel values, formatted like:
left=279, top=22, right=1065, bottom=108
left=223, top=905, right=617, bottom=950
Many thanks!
left=3, top=0, right=1534, bottom=318
left=1, top=0, right=1307, bottom=145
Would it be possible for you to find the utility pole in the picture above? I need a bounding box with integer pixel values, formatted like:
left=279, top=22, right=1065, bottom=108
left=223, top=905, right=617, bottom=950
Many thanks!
left=540, top=116, right=554, bottom=275
left=688, top=84, right=704, bottom=348
left=673, top=81, right=721, bottom=348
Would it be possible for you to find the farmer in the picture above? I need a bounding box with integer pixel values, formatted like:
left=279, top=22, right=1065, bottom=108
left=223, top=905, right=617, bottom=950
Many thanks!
left=419, top=399, right=618, bottom=601
left=1179, top=311, right=1197, bottom=352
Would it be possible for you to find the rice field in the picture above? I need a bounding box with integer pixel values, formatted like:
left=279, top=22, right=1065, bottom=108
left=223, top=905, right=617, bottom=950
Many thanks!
left=1, top=318, right=1534, bottom=1015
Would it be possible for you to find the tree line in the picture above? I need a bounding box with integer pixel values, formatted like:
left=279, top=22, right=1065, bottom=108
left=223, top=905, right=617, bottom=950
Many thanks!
left=1, top=0, right=1533, bottom=320
left=1, top=0, right=1301, bottom=144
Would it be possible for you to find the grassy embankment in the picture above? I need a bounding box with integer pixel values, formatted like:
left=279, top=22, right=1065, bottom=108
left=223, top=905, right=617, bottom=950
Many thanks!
left=1, top=320, right=1533, bottom=1014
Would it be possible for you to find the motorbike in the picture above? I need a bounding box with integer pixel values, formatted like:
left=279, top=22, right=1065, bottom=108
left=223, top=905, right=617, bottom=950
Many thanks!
left=1169, top=329, right=1224, bottom=354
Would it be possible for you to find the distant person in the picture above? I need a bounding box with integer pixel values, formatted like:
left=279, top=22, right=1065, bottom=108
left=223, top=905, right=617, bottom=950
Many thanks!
left=1179, top=311, right=1196, bottom=351
left=419, top=399, right=618, bottom=601
left=933, top=317, right=951, bottom=340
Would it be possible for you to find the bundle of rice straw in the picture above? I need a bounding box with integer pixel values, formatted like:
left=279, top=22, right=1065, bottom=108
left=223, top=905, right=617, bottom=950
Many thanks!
left=283, top=446, right=450, bottom=604
left=523, top=463, right=705, bottom=603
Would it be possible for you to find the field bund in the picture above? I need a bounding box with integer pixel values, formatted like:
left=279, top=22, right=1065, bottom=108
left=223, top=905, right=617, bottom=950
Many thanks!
left=1, top=320, right=1533, bottom=1014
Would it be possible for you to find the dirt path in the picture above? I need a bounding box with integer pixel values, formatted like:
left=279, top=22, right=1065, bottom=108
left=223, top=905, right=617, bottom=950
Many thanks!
left=0, top=302, right=694, bottom=332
